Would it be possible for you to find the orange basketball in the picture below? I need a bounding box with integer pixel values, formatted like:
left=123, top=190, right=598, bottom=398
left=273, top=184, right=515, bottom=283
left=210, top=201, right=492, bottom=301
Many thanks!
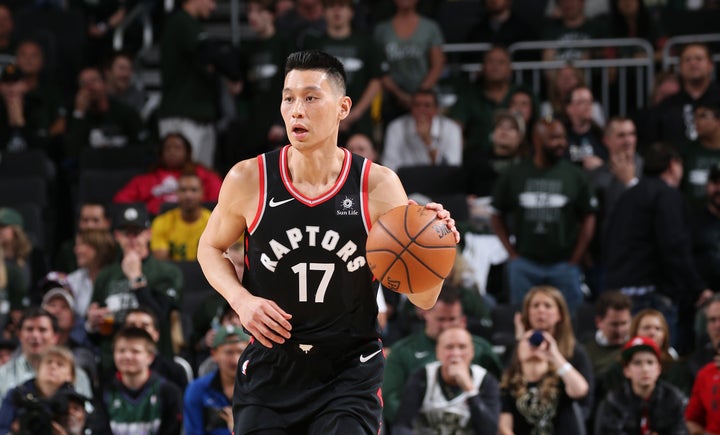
left=366, top=204, right=457, bottom=294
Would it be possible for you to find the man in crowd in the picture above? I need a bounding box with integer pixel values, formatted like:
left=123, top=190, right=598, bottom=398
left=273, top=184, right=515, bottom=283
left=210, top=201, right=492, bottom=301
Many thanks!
left=151, top=172, right=212, bottom=261
left=87, top=204, right=183, bottom=371
left=65, top=66, right=146, bottom=159
left=681, top=104, right=720, bottom=209
left=491, top=118, right=597, bottom=312
left=383, top=287, right=502, bottom=425
left=0, top=307, right=93, bottom=402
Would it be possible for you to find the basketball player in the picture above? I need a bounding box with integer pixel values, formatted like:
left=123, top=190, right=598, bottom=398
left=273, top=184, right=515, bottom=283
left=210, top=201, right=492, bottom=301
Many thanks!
left=197, top=50, right=460, bottom=434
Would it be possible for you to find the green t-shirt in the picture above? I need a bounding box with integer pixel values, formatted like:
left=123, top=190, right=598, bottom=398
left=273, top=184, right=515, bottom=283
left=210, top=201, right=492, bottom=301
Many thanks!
left=92, top=255, right=183, bottom=368
left=681, top=140, right=720, bottom=209
left=492, top=159, right=598, bottom=263
left=158, top=10, right=217, bottom=122
left=382, top=331, right=502, bottom=423
left=373, top=16, right=444, bottom=94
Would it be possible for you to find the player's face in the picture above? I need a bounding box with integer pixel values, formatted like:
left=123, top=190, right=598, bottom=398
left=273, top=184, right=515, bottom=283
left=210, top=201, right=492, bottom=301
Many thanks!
left=527, top=293, right=561, bottom=332
left=281, top=69, right=350, bottom=149
left=623, top=352, right=660, bottom=390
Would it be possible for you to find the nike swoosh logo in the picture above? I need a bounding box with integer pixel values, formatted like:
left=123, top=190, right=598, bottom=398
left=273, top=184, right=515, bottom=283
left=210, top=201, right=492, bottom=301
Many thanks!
left=414, top=351, right=430, bottom=359
left=269, top=197, right=295, bottom=207
left=359, top=349, right=382, bottom=363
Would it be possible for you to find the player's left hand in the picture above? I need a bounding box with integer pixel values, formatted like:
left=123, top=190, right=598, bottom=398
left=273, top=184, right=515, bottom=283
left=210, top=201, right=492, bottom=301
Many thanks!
left=410, top=200, right=461, bottom=244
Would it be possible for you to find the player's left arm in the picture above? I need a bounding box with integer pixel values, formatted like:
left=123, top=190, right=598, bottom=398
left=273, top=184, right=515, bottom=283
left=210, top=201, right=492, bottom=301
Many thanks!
left=367, top=163, right=460, bottom=310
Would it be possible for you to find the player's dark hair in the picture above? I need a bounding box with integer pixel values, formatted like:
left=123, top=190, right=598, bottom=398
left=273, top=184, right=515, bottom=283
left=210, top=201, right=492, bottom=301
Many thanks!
left=642, top=142, right=680, bottom=176
left=285, top=50, right=347, bottom=94
left=595, top=291, right=632, bottom=318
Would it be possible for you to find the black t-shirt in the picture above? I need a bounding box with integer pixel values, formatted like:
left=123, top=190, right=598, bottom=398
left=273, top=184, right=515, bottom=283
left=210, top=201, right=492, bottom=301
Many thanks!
left=500, top=377, right=578, bottom=434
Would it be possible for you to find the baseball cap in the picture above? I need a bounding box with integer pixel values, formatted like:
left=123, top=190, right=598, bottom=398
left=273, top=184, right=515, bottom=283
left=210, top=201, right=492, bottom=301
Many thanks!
left=621, top=336, right=661, bottom=365
left=41, top=288, right=76, bottom=312
left=212, top=325, right=250, bottom=349
left=0, top=207, right=23, bottom=228
left=114, top=204, right=150, bottom=231
left=708, top=162, right=720, bottom=183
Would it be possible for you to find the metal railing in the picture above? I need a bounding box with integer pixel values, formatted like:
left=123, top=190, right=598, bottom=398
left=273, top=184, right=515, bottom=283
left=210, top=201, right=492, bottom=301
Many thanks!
left=112, top=2, right=153, bottom=53
left=662, top=33, right=720, bottom=71
left=442, top=38, right=656, bottom=116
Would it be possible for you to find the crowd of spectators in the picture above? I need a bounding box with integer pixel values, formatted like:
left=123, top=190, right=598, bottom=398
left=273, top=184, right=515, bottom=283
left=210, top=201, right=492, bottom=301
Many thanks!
left=0, top=0, right=719, bottom=433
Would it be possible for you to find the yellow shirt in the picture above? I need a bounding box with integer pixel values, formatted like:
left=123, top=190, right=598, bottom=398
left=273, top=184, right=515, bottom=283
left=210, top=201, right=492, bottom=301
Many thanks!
left=150, top=208, right=211, bottom=261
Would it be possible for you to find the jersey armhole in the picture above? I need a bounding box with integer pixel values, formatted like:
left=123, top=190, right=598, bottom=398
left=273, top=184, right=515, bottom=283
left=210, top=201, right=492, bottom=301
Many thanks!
left=247, top=155, right=267, bottom=235
left=361, top=159, right=372, bottom=234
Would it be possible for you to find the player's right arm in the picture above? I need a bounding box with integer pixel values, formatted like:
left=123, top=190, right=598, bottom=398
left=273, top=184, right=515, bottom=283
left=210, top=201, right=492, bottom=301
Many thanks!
left=197, top=159, right=292, bottom=348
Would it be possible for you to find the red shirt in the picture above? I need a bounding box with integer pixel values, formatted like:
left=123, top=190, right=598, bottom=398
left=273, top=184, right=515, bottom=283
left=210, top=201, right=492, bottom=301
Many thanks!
left=685, top=361, right=720, bottom=433
left=113, top=165, right=222, bottom=214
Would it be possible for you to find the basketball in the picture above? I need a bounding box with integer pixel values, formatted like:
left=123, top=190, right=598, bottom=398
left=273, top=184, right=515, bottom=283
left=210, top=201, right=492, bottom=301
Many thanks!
left=366, top=204, right=457, bottom=294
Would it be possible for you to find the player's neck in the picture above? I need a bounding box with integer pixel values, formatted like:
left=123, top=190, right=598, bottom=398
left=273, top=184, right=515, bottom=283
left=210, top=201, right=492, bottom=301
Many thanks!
left=286, top=145, right=345, bottom=189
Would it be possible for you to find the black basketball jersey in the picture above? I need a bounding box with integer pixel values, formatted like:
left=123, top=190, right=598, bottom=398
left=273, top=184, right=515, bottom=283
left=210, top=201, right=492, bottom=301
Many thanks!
left=243, top=145, right=379, bottom=343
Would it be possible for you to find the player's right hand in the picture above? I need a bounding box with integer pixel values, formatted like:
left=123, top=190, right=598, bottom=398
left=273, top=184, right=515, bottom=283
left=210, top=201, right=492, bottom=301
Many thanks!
left=234, top=295, right=292, bottom=348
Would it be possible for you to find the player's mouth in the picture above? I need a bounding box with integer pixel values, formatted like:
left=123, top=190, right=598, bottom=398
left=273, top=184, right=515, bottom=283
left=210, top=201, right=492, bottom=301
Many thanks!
left=291, top=125, right=309, bottom=140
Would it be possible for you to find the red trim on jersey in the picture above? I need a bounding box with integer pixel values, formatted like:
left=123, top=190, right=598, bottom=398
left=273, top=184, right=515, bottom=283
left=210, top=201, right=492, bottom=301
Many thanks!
left=376, top=387, right=384, bottom=407
left=279, top=145, right=352, bottom=207
left=248, top=155, right=267, bottom=234
left=361, top=159, right=372, bottom=233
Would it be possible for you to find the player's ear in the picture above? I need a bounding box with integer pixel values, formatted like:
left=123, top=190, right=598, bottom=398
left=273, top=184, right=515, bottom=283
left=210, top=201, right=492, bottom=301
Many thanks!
left=338, top=96, right=352, bottom=120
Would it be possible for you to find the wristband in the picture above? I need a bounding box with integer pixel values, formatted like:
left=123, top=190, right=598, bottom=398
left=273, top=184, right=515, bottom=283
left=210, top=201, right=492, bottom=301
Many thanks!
left=557, top=361, right=572, bottom=377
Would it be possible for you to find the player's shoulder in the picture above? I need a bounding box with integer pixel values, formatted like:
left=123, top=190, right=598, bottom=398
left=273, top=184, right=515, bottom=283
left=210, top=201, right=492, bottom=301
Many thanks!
left=367, top=161, right=402, bottom=189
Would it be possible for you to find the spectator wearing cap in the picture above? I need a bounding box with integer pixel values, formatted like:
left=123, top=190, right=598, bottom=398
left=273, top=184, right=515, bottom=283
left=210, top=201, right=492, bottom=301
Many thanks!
left=113, top=133, right=223, bottom=215
left=0, top=307, right=93, bottom=403
left=183, top=325, right=248, bottom=435
left=65, top=65, right=146, bottom=160
left=150, top=172, right=212, bottom=262
left=692, top=163, right=720, bottom=293
left=87, top=204, right=183, bottom=373
left=381, top=88, right=463, bottom=172
left=41, top=287, right=98, bottom=389
left=681, top=104, right=720, bottom=210
left=0, top=206, right=47, bottom=300
left=605, top=142, right=712, bottom=353
left=0, top=39, right=66, bottom=160
left=595, top=336, right=688, bottom=434
left=465, top=109, right=525, bottom=197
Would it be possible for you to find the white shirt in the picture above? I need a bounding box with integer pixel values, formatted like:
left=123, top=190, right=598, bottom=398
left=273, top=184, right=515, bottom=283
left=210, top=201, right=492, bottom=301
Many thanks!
left=67, top=268, right=94, bottom=319
left=381, top=114, right=463, bottom=172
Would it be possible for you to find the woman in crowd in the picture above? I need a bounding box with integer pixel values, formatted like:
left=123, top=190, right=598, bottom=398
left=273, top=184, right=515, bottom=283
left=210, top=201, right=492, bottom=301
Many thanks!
left=498, top=329, right=589, bottom=434
left=113, top=133, right=223, bottom=215
left=66, top=229, right=116, bottom=319
left=0, top=207, right=47, bottom=301
left=514, top=286, right=595, bottom=418
left=541, top=64, right=605, bottom=127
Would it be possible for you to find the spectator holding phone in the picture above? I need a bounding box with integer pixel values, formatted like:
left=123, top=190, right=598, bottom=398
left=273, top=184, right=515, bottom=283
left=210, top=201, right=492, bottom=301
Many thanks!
left=498, top=329, right=589, bottom=434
